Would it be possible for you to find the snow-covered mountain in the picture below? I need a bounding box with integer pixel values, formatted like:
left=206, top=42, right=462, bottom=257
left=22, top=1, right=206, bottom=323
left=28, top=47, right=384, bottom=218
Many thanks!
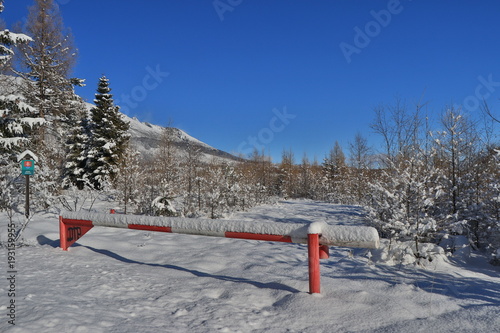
left=0, top=73, right=242, bottom=163
left=124, top=114, right=243, bottom=163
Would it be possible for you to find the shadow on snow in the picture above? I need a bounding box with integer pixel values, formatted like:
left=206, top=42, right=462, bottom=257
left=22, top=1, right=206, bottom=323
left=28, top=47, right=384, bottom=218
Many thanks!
left=324, top=248, right=500, bottom=308
left=37, top=235, right=301, bottom=294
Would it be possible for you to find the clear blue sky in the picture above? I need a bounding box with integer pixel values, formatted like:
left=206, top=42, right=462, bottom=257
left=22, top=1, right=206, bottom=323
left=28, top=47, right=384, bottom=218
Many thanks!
left=3, top=0, right=500, bottom=162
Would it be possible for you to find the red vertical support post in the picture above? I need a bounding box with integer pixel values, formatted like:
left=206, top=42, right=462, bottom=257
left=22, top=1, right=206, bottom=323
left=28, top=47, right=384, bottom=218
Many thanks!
left=307, top=233, right=321, bottom=294
left=59, top=216, right=68, bottom=251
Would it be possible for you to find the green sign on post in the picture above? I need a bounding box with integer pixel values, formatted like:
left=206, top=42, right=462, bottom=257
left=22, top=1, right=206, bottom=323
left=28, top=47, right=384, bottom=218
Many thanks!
left=17, top=150, right=38, bottom=218
left=21, top=159, right=35, bottom=175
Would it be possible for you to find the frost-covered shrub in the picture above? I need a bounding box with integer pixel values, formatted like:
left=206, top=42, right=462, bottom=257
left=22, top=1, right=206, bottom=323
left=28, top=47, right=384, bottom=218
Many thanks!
left=151, top=196, right=177, bottom=217
left=0, top=162, right=22, bottom=212
left=371, top=239, right=446, bottom=266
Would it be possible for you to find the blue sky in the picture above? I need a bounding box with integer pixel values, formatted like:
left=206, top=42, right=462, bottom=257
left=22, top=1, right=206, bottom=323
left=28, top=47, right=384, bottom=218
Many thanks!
left=3, top=0, right=500, bottom=162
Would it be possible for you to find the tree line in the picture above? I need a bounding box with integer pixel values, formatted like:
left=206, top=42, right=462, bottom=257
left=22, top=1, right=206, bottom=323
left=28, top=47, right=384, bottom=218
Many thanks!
left=111, top=97, right=499, bottom=263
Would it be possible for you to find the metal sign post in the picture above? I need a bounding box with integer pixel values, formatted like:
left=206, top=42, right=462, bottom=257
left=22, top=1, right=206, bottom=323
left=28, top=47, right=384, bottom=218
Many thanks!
left=17, top=150, right=38, bottom=218
left=25, top=173, right=30, bottom=218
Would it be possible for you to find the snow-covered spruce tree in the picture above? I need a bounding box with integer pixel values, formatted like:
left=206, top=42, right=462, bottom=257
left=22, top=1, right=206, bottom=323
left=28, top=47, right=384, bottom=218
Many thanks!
left=63, top=116, right=92, bottom=190
left=0, top=4, right=40, bottom=152
left=87, top=76, right=130, bottom=190
left=0, top=2, right=45, bottom=211
left=0, top=80, right=41, bottom=154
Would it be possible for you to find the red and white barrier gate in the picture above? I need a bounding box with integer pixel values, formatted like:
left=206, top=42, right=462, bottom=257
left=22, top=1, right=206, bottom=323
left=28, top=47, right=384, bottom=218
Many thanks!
left=59, top=212, right=379, bottom=294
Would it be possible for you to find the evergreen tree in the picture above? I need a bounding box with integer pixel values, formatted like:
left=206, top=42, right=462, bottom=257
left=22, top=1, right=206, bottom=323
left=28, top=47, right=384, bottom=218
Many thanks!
left=87, top=76, right=129, bottom=190
left=20, top=0, right=80, bottom=119
left=18, top=0, right=85, bottom=169
left=0, top=78, right=42, bottom=154
left=0, top=2, right=42, bottom=155
left=0, top=1, right=45, bottom=212
left=63, top=116, right=91, bottom=189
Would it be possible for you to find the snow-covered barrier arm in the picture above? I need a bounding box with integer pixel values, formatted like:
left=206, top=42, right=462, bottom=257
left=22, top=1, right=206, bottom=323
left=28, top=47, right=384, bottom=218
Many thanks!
left=59, top=212, right=379, bottom=249
left=314, top=222, right=380, bottom=249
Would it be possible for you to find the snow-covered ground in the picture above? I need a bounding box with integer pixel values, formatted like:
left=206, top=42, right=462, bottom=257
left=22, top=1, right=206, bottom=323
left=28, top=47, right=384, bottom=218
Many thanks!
left=1, top=200, right=499, bottom=332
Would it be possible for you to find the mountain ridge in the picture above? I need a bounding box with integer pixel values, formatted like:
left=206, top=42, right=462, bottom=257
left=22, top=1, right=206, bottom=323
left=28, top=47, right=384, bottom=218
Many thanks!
left=124, top=114, right=244, bottom=163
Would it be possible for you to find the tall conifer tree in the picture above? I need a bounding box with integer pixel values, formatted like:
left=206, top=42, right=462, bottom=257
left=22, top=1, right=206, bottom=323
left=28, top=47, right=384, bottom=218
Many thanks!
left=0, top=1, right=46, bottom=211
left=19, top=0, right=86, bottom=169
left=0, top=1, right=43, bottom=155
left=21, top=0, right=79, bottom=119
left=63, top=117, right=91, bottom=189
left=87, top=76, right=129, bottom=190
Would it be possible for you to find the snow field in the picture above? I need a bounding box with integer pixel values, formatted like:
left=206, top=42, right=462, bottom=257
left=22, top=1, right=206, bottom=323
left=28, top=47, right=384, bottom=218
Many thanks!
left=1, top=200, right=499, bottom=332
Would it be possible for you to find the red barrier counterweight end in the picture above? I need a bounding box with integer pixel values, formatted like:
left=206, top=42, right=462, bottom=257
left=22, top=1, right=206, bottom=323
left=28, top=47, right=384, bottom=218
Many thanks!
left=319, top=245, right=330, bottom=259
left=59, top=217, right=94, bottom=251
